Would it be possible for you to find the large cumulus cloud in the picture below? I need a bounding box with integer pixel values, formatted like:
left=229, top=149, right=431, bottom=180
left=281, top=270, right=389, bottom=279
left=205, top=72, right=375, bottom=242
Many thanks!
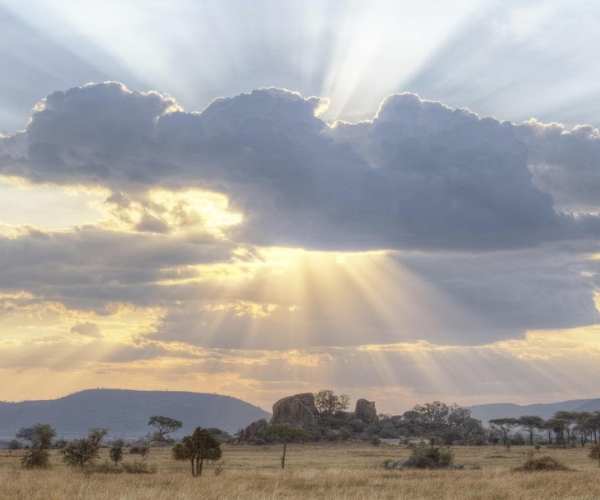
left=2, top=82, right=600, bottom=251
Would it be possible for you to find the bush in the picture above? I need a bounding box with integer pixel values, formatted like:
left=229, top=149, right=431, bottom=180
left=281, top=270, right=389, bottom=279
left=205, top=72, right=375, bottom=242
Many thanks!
left=110, top=440, right=124, bottom=464
left=403, top=445, right=454, bottom=469
left=589, top=445, right=600, bottom=460
left=62, top=429, right=107, bottom=468
left=21, top=449, right=50, bottom=469
left=514, top=455, right=570, bottom=472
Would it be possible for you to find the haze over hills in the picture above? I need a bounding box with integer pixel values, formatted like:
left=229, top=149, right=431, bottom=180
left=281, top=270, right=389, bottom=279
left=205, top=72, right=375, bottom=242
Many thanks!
left=0, top=389, right=270, bottom=439
left=470, top=398, right=600, bottom=423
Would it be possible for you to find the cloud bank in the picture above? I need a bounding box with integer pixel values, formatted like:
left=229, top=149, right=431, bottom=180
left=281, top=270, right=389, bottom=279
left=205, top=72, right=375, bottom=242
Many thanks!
left=2, top=82, right=600, bottom=252
left=1, top=82, right=599, bottom=408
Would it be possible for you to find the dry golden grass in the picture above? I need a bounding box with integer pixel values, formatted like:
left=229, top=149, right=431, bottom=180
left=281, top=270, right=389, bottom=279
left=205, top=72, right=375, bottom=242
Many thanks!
left=1, top=444, right=599, bottom=499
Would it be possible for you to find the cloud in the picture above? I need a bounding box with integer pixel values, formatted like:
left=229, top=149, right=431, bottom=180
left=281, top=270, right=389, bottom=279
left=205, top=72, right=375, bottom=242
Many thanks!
left=516, top=119, right=600, bottom=211
left=1, top=82, right=600, bottom=407
left=70, top=322, right=102, bottom=338
left=2, top=82, right=600, bottom=252
left=0, top=225, right=235, bottom=311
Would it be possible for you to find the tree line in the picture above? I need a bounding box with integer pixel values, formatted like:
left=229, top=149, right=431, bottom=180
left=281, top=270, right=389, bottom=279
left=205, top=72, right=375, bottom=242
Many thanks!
left=9, top=415, right=223, bottom=477
left=490, top=411, right=600, bottom=448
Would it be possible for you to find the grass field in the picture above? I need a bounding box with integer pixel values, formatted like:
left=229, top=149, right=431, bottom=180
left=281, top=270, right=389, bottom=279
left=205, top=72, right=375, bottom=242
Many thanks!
left=1, top=443, right=599, bottom=499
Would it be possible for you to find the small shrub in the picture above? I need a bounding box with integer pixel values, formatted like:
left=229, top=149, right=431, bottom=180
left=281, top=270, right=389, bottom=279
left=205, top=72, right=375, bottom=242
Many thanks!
left=403, top=445, right=454, bottom=469
left=63, top=429, right=107, bottom=468
left=514, top=455, right=570, bottom=472
left=21, top=449, right=50, bottom=469
left=110, top=440, right=125, bottom=464
left=370, top=437, right=381, bottom=447
left=589, top=445, right=600, bottom=460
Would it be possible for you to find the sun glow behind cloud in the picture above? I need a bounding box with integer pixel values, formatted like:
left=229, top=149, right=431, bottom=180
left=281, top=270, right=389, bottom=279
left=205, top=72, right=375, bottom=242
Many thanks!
left=0, top=175, right=107, bottom=230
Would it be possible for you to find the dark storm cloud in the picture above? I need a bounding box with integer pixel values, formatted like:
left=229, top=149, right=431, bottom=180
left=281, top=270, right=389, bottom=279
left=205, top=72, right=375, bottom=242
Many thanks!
left=2, top=82, right=600, bottom=252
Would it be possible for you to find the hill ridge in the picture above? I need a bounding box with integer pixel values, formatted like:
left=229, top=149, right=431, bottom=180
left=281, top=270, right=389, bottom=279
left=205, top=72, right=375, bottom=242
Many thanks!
left=0, top=388, right=270, bottom=439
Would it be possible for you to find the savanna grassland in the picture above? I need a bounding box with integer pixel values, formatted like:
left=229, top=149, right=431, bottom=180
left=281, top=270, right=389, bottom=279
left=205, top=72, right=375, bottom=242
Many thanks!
left=0, top=444, right=600, bottom=500
left=1, top=443, right=600, bottom=500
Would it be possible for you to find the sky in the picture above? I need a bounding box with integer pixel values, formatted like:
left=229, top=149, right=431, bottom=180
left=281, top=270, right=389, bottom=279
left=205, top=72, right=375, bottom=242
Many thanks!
left=0, top=0, right=599, bottom=413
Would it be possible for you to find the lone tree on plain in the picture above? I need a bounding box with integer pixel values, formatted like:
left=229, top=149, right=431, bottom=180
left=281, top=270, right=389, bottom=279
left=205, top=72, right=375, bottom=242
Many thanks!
left=63, top=428, right=107, bottom=468
left=489, top=418, right=518, bottom=449
left=265, top=424, right=308, bottom=469
left=173, top=427, right=222, bottom=477
left=148, top=415, right=183, bottom=443
left=314, top=390, right=350, bottom=416
left=16, top=423, right=56, bottom=468
left=518, top=416, right=545, bottom=446
left=110, top=439, right=125, bottom=465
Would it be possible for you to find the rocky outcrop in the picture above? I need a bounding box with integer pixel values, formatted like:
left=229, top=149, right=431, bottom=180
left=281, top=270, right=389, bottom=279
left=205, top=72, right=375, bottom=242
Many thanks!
left=238, top=418, right=269, bottom=441
left=355, top=399, right=378, bottom=424
left=271, top=393, right=319, bottom=427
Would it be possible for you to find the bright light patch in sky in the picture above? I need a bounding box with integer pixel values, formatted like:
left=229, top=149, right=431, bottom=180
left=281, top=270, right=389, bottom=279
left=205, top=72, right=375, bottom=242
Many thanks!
left=0, top=176, right=106, bottom=229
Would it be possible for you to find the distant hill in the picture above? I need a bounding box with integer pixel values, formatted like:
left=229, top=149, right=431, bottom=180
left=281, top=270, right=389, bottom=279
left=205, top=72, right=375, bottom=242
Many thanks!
left=470, top=398, right=600, bottom=423
left=0, top=389, right=270, bottom=439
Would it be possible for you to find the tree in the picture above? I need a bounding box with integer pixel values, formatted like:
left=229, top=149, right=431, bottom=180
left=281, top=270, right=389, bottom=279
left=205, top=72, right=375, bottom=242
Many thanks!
left=489, top=418, right=518, bottom=449
left=62, top=428, right=107, bottom=468
left=17, top=424, right=56, bottom=468
left=400, top=402, right=484, bottom=445
left=554, top=411, right=576, bottom=447
left=573, top=412, right=593, bottom=447
left=148, top=415, right=183, bottom=443
left=547, top=417, right=567, bottom=446
left=173, top=427, right=222, bottom=477
left=314, top=390, right=350, bottom=416
left=262, top=424, right=308, bottom=469
left=589, top=412, right=600, bottom=444
left=110, top=439, right=125, bottom=465
left=518, top=416, right=545, bottom=446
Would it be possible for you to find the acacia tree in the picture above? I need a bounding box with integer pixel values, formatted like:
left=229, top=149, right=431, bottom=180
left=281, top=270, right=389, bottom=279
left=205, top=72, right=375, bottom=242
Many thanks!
left=62, top=428, right=108, bottom=468
left=148, top=415, right=183, bottom=443
left=589, top=412, right=600, bottom=444
left=16, top=424, right=56, bottom=468
left=489, top=418, right=518, bottom=449
left=518, top=416, right=545, bottom=446
left=314, top=390, right=350, bottom=416
left=573, top=412, right=593, bottom=447
left=554, top=411, right=576, bottom=447
left=264, top=424, right=308, bottom=469
left=547, top=417, right=567, bottom=446
left=401, top=402, right=484, bottom=445
left=173, top=427, right=222, bottom=477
